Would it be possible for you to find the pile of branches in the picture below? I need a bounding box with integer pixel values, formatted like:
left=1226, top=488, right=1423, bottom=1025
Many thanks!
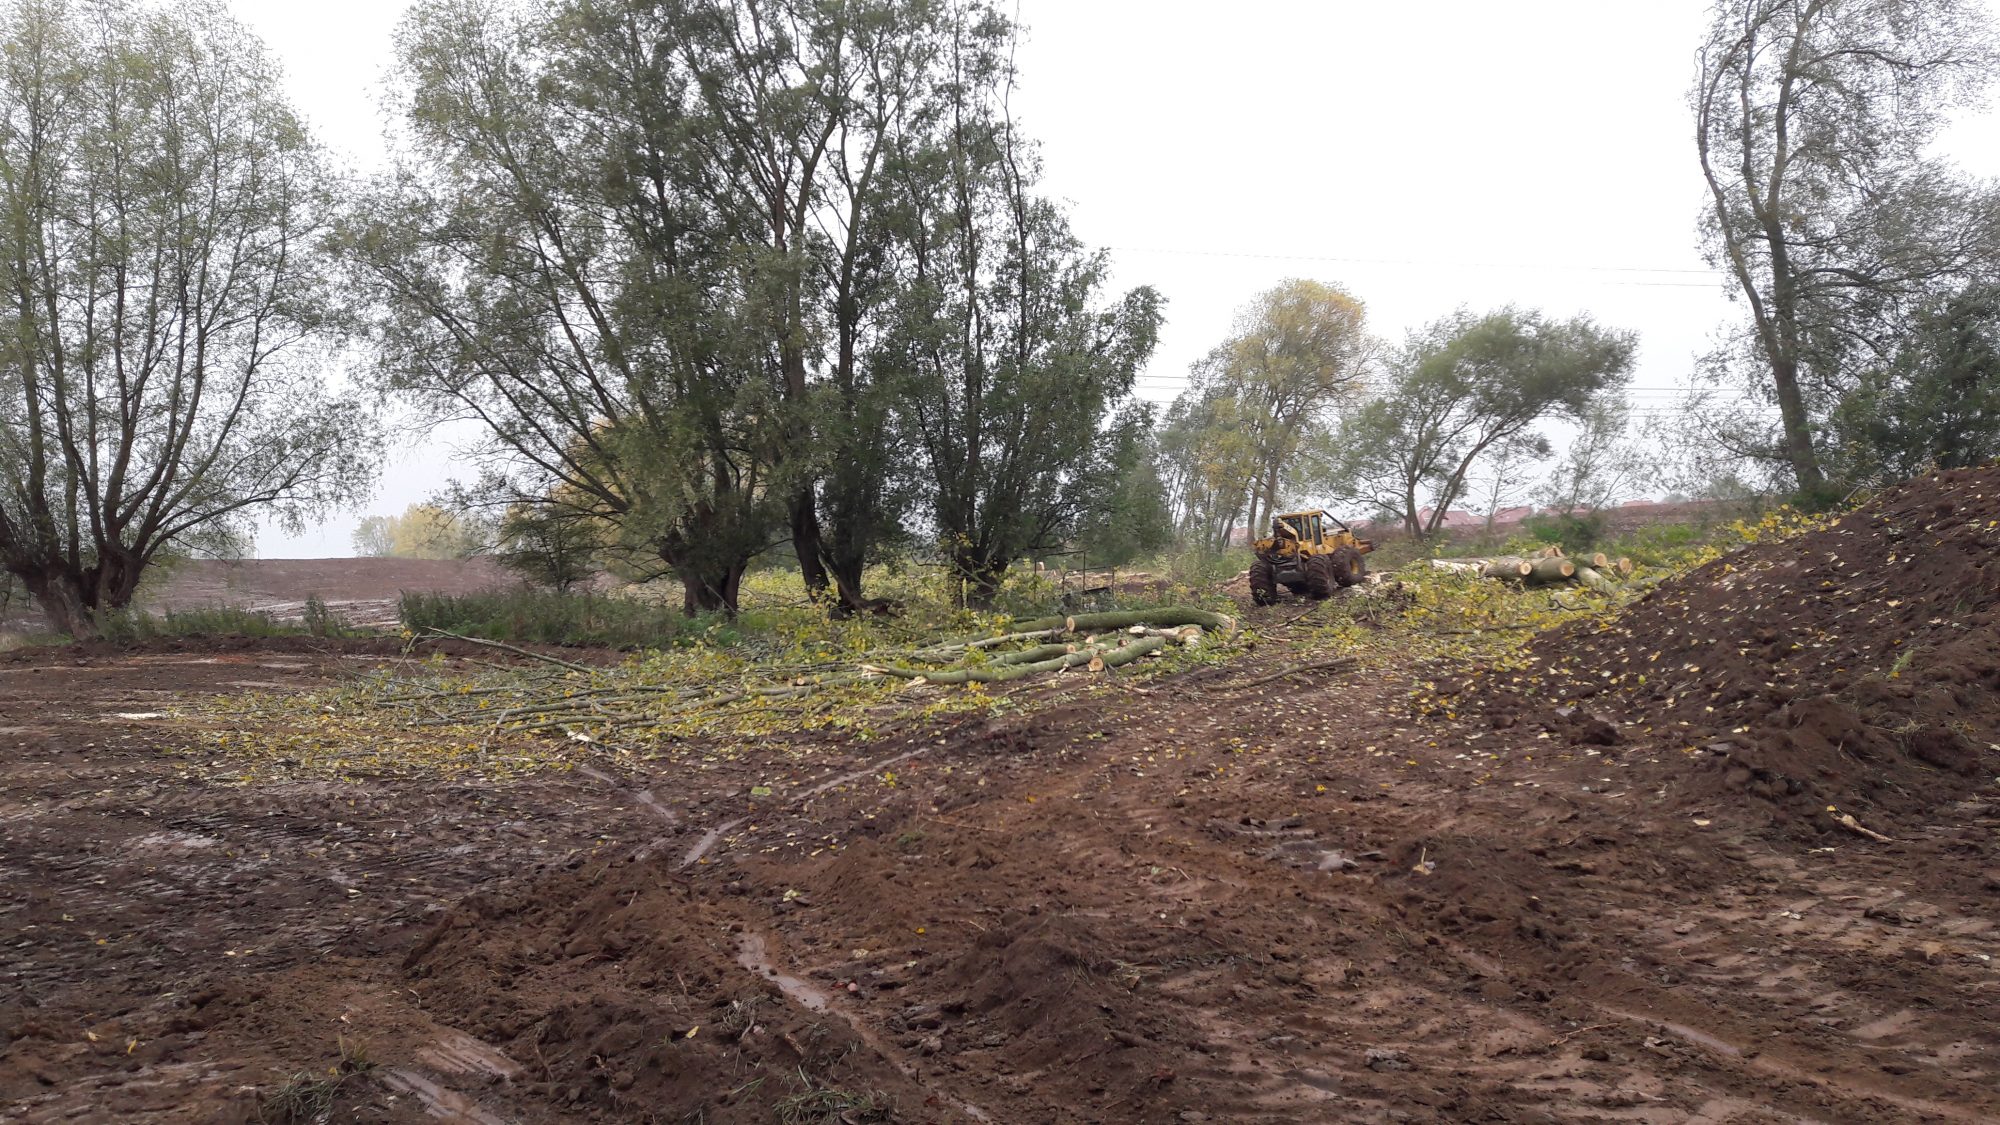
left=371, top=607, right=1237, bottom=749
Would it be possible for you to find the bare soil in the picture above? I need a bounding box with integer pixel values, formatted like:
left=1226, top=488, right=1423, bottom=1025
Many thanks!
left=5, top=469, right=1999, bottom=1123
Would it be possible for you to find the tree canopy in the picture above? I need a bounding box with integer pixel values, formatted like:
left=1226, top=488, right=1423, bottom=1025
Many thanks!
left=1319, top=308, right=1636, bottom=537
left=0, top=0, right=375, bottom=635
left=1157, top=280, right=1373, bottom=548
left=1694, top=0, right=2000, bottom=497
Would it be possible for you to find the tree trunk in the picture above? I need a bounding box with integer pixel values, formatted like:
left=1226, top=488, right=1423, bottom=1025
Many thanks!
left=1768, top=352, right=1827, bottom=497
left=1525, top=557, right=1576, bottom=585
left=789, top=491, right=839, bottom=606
left=21, top=568, right=97, bottom=638
left=674, top=559, right=747, bottom=617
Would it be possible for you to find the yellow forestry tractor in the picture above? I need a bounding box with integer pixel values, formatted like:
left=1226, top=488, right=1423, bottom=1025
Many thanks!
left=1249, top=509, right=1372, bottom=606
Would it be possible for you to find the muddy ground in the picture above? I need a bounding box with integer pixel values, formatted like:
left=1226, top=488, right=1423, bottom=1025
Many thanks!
left=4, top=473, right=1999, bottom=1123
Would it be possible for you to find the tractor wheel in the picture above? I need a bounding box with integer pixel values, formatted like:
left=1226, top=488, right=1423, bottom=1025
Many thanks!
left=1249, top=558, right=1278, bottom=606
left=1304, top=553, right=1336, bottom=599
left=1331, top=545, right=1366, bottom=587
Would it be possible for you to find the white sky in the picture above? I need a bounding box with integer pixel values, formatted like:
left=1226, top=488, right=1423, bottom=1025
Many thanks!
left=239, top=0, right=2000, bottom=556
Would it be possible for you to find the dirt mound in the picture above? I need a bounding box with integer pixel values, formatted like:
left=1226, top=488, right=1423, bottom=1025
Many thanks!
left=1489, top=463, right=2000, bottom=831
left=396, top=855, right=931, bottom=1122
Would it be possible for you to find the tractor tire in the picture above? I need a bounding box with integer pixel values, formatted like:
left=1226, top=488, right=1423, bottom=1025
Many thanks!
left=1331, top=545, right=1366, bottom=587
left=1304, top=553, right=1336, bottom=599
left=1249, top=558, right=1278, bottom=606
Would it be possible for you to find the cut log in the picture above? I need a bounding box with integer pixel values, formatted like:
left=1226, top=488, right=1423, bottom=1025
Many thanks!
left=1010, top=607, right=1237, bottom=635
left=1485, top=560, right=1536, bottom=580
left=1524, top=557, right=1577, bottom=585
left=1573, top=551, right=1610, bottom=569
left=1611, top=557, right=1635, bottom=577
left=1574, top=565, right=1620, bottom=595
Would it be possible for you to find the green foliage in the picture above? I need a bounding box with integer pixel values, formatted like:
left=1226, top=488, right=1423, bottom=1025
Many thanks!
left=1828, top=285, right=2000, bottom=485
left=1320, top=307, right=1636, bottom=537
left=98, top=607, right=292, bottom=643
left=1520, top=511, right=1607, bottom=554
left=1157, top=280, right=1374, bottom=547
left=1600, top=523, right=1708, bottom=568
left=494, top=504, right=600, bottom=592
left=301, top=596, right=353, bottom=639
left=1071, top=451, right=1175, bottom=567
left=1146, top=542, right=1248, bottom=588
left=884, top=57, right=1165, bottom=602
left=0, top=0, right=377, bottom=637
left=1694, top=0, right=1999, bottom=494
left=397, top=590, right=686, bottom=650
left=351, top=505, right=490, bottom=561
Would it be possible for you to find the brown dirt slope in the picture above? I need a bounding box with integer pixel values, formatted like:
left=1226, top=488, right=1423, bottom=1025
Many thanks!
left=1486, top=462, right=2000, bottom=834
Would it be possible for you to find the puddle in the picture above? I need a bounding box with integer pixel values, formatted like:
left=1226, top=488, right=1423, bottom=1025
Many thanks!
left=736, top=932, right=831, bottom=1012
left=419, top=1029, right=523, bottom=1080
left=379, top=1068, right=510, bottom=1124
left=632, top=788, right=679, bottom=824
left=1284, top=1068, right=1343, bottom=1094
left=681, top=816, right=746, bottom=868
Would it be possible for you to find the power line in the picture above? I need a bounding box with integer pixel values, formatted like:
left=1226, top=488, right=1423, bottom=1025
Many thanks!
left=1106, top=244, right=1723, bottom=278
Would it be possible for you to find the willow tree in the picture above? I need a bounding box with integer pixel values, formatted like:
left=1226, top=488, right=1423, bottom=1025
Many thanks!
left=1165, top=280, right=1374, bottom=544
left=350, top=0, right=780, bottom=614
left=676, top=0, right=961, bottom=613
left=881, top=15, right=1161, bottom=604
left=0, top=0, right=374, bottom=636
left=1694, top=0, right=1999, bottom=496
left=1323, top=308, right=1635, bottom=538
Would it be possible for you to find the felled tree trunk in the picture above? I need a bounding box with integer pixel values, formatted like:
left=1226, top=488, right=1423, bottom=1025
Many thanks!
left=1525, top=557, right=1577, bottom=585
left=1574, top=565, right=1620, bottom=594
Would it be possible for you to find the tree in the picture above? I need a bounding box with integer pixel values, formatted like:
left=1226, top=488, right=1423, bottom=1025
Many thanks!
left=494, top=501, right=598, bottom=592
left=350, top=504, right=487, bottom=560
left=1694, top=0, right=2000, bottom=496
left=1537, top=396, right=1643, bottom=516
left=353, top=516, right=396, bottom=557
left=352, top=0, right=786, bottom=615
left=0, top=0, right=374, bottom=637
left=1071, top=440, right=1173, bottom=567
left=1827, top=284, right=2000, bottom=482
left=1321, top=308, right=1636, bottom=538
left=675, top=0, right=958, bottom=614
left=883, top=19, right=1161, bottom=603
left=1155, top=392, right=1260, bottom=550
left=1187, top=280, right=1374, bottom=540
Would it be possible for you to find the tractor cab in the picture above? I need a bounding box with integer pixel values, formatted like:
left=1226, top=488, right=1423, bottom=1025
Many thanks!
left=1273, top=511, right=1324, bottom=545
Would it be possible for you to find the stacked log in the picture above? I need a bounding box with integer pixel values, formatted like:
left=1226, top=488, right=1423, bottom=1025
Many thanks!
left=1428, top=549, right=1640, bottom=596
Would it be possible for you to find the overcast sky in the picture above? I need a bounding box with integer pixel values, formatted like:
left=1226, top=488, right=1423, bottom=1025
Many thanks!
left=238, top=0, right=2000, bottom=556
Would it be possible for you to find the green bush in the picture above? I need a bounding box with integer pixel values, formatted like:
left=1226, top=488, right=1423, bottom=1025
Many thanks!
left=1521, top=511, right=1607, bottom=554
left=98, top=605, right=290, bottom=641
left=398, top=588, right=685, bottom=648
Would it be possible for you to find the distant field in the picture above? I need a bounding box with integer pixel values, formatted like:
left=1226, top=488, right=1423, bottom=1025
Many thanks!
left=4, top=557, right=517, bottom=633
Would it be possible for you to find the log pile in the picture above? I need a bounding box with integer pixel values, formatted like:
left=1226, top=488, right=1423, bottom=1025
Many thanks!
left=1428, top=545, right=1641, bottom=598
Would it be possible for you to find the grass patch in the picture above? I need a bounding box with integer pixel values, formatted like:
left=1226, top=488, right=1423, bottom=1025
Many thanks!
left=773, top=1070, right=889, bottom=1125
left=257, top=1042, right=372, bottom=1124
left=99, top=605, right=296, bottom=642
left=398, top=588, right=688, bottom=649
